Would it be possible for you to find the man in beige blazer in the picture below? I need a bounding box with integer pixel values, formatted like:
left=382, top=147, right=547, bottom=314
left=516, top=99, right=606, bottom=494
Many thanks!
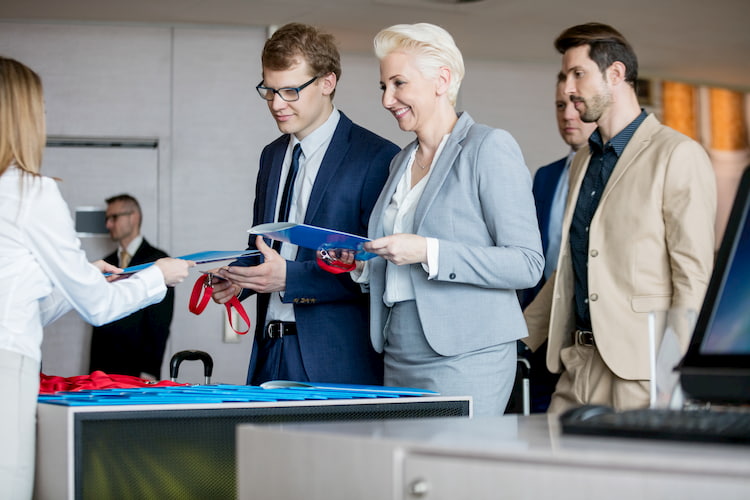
left=524, top=22, right=717, bottom=413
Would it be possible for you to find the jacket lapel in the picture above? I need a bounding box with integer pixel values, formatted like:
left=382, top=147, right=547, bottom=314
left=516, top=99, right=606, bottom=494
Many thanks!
left=413, top=112, right=471, bottom=230
left=303, top=113, right=353, bottom=223
left=370, top=143, right=414, bottom=239
left=599, top=113, right=657, bottom=203
left=264, top=140, right=290, bottom=223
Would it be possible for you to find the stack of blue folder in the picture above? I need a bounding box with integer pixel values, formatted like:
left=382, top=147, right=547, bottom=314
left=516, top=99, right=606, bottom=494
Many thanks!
left=38, top=383, right=438, bottom=406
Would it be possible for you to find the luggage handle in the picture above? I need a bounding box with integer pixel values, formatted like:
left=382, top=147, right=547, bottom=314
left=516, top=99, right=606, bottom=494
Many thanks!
left=170, top=350, right=213, bottom=384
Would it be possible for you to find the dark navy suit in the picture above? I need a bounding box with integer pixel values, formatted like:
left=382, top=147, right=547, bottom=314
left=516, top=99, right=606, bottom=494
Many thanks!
left=236, top=112, right=399, bottom=385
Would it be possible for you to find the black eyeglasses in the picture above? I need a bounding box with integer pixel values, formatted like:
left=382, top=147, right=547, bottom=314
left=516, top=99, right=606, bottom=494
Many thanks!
left=105, top=211, right=133, bottom=222
left=256, top=76, right=319, bottom=102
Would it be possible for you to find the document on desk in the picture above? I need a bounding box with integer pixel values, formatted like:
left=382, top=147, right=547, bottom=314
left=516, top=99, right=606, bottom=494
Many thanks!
left=109, top=250, right=260, bottom=276
left=259, top=380, right=439, bottom=396
left=248, top=222, right=377, bottom=260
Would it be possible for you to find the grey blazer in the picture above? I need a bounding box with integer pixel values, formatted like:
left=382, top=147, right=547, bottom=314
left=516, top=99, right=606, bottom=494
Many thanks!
left=368, top=112, right=544, bottom=356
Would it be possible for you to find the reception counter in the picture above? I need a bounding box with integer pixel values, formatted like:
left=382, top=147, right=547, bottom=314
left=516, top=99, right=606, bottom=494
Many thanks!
left=236, top=414, right=750, bottom=500
left=34, top=384, right=470, bottom=499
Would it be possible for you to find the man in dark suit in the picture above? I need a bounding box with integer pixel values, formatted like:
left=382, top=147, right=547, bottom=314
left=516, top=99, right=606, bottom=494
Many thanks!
left=517, top=77, right=596, bottom=412
left=212, top=23, right=399, bottom=386
left=89, top=194, right=175, bottom=380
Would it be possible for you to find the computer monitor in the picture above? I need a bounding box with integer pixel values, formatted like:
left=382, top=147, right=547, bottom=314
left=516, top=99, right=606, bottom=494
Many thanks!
left=680, top=165, right=750, bottom=404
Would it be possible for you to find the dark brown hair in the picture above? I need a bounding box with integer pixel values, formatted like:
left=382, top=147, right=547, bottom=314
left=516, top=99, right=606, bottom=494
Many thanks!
left=554, top=22, right=638, bottom=87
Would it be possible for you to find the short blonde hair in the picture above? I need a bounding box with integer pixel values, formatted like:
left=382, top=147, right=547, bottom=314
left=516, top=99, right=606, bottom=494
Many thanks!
left=374, top=23, right=464, bottom=106
left=0, top=56, right=46, bottom=177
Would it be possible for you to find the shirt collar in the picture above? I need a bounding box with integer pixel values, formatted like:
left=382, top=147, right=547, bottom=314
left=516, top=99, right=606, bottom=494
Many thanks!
left=122, top=234, right=143, bottom=257
left=589, top=109, right=648, bottom=156
left=291, top=107, right=340, bottom=157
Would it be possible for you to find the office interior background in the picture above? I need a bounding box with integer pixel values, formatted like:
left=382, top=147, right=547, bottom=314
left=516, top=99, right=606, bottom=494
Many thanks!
left=1, top=0, right=748, bottom=385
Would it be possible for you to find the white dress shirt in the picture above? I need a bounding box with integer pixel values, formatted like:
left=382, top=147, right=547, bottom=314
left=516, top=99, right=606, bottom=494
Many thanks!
left=120, top=234, right=143, bottom=268
left=266, top=108, right=341, bottom=323
left=0, top=166, right=167, bottom=362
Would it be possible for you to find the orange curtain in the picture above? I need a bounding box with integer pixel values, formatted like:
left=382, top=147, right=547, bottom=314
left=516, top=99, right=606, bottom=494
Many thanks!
left=709, top=88, right=748, bottom=151
left=662, top=81, right=698, bottom=140
left=708, top=88, right=749, bottom=247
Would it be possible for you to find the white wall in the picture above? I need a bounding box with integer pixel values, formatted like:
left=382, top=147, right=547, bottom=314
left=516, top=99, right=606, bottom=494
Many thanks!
left=0, top=21, right=563, bottom=384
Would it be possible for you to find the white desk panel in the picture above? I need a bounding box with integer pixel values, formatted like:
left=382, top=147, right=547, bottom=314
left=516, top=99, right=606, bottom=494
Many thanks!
left=237, top=415, right=750, bottom=500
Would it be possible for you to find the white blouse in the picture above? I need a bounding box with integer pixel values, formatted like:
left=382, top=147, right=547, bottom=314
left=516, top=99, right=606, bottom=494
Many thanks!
left=0, top=166, right=166, bottom=362
left=381, top=148, right=435, bottom=305
left=381, top=136, right=448, bottom=305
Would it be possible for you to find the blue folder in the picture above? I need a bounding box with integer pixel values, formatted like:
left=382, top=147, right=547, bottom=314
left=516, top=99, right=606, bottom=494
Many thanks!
left=248, top=222, right=377, bottom=260
left=109, top=250, right=260, bottom=275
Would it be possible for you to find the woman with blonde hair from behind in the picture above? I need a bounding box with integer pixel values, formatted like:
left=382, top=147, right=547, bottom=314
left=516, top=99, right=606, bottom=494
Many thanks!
left=0, top=56, right=192, bottom=498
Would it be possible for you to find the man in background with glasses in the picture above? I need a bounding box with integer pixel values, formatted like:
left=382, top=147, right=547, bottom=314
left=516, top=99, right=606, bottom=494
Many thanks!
left=211, top=23, right=399, bottom=386
left=90, top=193, right=175, bottom=380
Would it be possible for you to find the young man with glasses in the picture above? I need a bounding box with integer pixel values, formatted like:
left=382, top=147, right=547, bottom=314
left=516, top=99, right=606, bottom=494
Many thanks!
left=90, top=193, right=175, bottom=380
left=211, top=23, right=399, bottom=386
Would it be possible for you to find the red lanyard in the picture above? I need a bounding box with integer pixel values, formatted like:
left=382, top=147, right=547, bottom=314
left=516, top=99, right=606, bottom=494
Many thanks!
left=316, top=248, right=356, bottom=274
left=188, top=274, right=250, bottom=335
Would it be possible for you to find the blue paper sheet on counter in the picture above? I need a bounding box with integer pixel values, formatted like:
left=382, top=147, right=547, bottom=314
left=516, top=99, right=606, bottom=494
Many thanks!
left=38, top=383, right=439, bottom=406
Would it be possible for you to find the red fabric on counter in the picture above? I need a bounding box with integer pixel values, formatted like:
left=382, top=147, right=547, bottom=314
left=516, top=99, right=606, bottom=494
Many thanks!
left=39, top=370, right=187, bottom=395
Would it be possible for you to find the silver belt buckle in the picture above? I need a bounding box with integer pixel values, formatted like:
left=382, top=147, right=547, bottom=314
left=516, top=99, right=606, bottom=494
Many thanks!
left=576, top=329, right=595, bottom=347
left=267, top=322, right=284, bottom=339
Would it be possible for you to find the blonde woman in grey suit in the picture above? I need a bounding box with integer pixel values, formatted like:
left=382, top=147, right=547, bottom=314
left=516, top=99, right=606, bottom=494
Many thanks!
left=350, top=23, right=543, bottom=416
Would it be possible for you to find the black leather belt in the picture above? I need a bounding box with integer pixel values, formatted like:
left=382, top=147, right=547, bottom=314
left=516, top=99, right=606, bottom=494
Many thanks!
left=265, top=321, right=297, bottom=339
left=574, top=329, right=595, bottom=347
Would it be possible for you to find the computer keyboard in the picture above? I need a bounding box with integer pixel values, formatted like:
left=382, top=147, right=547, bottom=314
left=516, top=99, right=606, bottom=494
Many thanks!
left=559, top=406, right=750, bottom=445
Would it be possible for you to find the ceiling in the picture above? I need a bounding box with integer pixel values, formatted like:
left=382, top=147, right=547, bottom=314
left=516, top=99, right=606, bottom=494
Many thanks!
left=2, top=0, right=749, bottom=91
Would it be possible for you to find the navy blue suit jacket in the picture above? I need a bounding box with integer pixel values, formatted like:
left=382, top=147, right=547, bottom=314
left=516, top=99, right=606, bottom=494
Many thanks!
left=518, top=156, right=567, bottom=309
left=237, top=112, right=399, bottom=385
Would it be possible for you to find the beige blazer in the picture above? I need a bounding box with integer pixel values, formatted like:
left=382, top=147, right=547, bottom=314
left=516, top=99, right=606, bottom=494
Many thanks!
left=524, top=114, right=717, bottom=381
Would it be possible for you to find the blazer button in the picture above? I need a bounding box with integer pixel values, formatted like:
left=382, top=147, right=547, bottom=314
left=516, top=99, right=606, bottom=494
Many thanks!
left=590, top=249, right=598, bottom=257
left=449, top=273, right=456, bottom=280
left=590, top=293, right=599, bottom=301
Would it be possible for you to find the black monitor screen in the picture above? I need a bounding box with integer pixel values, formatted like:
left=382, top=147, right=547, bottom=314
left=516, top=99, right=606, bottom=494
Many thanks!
left=699, top=205, right=750, bottom=355
left=680, top=165, right=750, bottom=404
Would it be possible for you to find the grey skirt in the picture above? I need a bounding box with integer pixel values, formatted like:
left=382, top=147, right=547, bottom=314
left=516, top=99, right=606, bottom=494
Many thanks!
left=383, top=300, right=516, bottom=416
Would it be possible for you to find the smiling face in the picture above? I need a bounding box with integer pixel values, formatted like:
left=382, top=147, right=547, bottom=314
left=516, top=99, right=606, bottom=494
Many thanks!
left=555, top=82, right=598, bottom=151
left=261, top=59, right=335, bottom=140
left=378, top=50, right=439, bottom=134
left=560, top=45, right=613, bottom=124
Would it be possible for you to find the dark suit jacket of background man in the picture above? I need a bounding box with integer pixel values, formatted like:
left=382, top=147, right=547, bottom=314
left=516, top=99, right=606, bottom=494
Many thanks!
left=234, top=111, right=399, bottom=386
left=89, top=238, right=175, bottom=378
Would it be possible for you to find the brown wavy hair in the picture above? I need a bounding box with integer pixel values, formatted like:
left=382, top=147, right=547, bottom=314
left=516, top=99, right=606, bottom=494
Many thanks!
left=261, top=23, right=341, bottom=98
